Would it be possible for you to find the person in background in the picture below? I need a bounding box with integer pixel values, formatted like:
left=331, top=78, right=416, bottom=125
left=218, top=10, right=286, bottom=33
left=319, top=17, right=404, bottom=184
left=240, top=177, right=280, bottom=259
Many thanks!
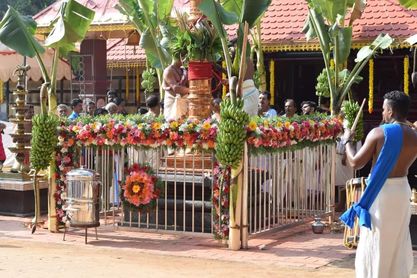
left=86, top=100, right=96, bottom=116
left=258, top=91, right=277, bottom=118
left=105, top=102, right=118, bottom=115
left=96, top=97, right=106, bottom=109
left=112, top=97, right=128, bottom=115
left=138, top=107, right=149, bottom=115
left=301, top=101, right=317, bottom=115
left=57, top=104, right=70, bottom=118
left=241, top=60, right=259, bottom=116
left=0, top=123, right=6, bottom=172
left=317, top=97, right=331, bottom=114
left=162, top=55, right=189, bottom=120
left=145, top=95, right=161, bottom=117
left=106, top=90, right=117, bottom=104
left=68, top=98, right=83, bottom=120
left=94, top=108, right=109, bottom=116
left=211, top=98, right=222, bottom=122
left=283, top=99, right=297, bottom=118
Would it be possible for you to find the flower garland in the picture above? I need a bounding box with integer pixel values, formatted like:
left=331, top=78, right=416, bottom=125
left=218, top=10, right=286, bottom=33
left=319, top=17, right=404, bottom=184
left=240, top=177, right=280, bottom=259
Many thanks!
left=55, top=114, right=342, bottom=225
left=55, top=121, right=79, bottom=223
left=121, top=163, right=162, bottom=210
left=246, top=115, right=343, bottom=155
left=212, top=163, right=231, bottom=240
left=70, top=115, right=218, bottom=150
left=269, top=59, right=275, bottom=105
left=368, top=58, right=374, bottom=114
left=404, top=55, right=409, bottom=95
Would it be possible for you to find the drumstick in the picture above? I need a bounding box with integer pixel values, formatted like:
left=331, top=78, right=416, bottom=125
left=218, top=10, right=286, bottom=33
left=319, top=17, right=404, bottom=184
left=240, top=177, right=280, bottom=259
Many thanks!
left=351, top=98, right=366, bottom=133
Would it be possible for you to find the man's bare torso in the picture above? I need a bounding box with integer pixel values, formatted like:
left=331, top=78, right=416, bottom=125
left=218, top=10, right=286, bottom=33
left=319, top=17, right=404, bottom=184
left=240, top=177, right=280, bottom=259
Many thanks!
left=371, top=124, right=417, bottom=177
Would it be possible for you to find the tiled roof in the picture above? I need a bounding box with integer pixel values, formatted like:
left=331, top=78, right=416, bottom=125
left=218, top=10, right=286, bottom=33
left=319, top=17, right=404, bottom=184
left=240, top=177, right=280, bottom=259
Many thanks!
left=35, top=0, right=417, bottom=66
left=107, top=39, right=146, bottom=67
left=260, top=0, right=417, bottom=46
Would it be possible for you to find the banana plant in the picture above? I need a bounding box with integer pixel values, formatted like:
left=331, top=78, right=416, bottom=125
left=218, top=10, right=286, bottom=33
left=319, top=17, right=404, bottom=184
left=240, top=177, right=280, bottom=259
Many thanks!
left=116, top=0, right=175, bottom=98
left=303, top=0, right=393, bottom=115
left=0, top=1, right=95, bottom=232
left=198, top=0, right=271, bottom=103
left=399, top=0, right=417, bottom=8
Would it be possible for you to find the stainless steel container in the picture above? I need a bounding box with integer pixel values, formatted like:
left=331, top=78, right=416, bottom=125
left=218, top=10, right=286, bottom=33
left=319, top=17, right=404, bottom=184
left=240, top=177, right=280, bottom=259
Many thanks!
left=64, top=167, right=100, bottom=227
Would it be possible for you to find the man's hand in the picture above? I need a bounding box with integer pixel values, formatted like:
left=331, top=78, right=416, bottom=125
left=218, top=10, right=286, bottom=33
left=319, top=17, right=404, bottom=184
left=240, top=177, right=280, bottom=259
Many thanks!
left=341, top=128, right=354, bottom=145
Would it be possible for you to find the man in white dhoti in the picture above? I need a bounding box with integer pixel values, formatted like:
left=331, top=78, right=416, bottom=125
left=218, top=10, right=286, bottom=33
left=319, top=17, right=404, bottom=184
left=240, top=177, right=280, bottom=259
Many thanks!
left=163, top=57, right=189, bottom=121
left=341, top=90, right=417, bottom=278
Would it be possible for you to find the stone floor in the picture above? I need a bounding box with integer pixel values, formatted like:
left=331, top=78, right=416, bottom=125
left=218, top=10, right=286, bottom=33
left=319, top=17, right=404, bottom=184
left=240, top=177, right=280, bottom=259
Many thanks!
left=0, top=215, right=355, bottom=269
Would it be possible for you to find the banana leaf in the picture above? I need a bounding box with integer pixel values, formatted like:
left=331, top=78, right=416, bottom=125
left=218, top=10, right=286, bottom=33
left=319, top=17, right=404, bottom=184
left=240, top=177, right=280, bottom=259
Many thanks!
left=0, top=6, right=45, bottom=58
left=44, top=0, right=95, bottom=55
left=330, top=24, right=352, bottom=64
left=399, top=0, right=417, bottom=9
left=405, top=34, right=417, bottom=45
left=116, top=0, right=146, bottom=32
left=156, top=0, right=174, bottom=21
left=309, top=0, right=355, bottom=24
left=240, top=0, right=271, bottom=27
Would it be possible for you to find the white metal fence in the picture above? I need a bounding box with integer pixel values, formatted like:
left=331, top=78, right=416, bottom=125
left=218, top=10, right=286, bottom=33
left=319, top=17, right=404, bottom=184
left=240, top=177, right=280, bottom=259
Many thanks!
left=246, top=144, right=336, bottom=234
left=78, top=143, right=335, bottom=237
left=82, top=146, right=214, bottom=233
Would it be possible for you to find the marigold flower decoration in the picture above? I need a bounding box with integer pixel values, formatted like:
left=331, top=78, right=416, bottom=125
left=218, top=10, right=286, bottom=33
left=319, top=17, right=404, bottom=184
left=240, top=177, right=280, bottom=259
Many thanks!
left=121, top=163, right=162, bottom=210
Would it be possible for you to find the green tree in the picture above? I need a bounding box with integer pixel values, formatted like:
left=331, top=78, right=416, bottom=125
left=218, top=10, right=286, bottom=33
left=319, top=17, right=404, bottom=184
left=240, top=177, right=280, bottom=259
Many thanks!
left=0, top=0, right=54, bottom=18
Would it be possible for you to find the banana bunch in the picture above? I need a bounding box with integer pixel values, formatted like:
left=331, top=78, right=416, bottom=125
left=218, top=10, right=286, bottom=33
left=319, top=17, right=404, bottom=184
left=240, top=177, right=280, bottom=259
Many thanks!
left=215, top=98, right=249, bottom=169
left=30, top=114, right=59, bottom=171
left=341, top=100, right=364, bottom=142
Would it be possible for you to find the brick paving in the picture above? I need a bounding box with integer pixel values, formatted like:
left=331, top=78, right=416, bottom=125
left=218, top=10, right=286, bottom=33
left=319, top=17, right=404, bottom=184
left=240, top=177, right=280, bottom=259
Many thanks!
left=0, top=215, right=356, bottom=270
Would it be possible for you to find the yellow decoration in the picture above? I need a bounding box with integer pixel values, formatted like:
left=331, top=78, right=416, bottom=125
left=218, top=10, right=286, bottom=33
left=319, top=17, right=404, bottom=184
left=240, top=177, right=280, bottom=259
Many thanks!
left=222, top=61, right=227, bottom=99
left=369, top=59, right=374, bottom=114
left=136, top=66, right=140, bottom=104
left=330, top=58, right=335, bottom=69
left=125, top=69, right=129, bottom=101
left=269, top=60, right=275, bottom=105
left=0, top=81, right=3, bottom=104
left=404, top=56, right=409, bottom=95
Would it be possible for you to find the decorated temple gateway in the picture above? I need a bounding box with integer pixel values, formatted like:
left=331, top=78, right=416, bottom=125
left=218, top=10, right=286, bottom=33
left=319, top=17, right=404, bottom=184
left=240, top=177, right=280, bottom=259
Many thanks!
left=0, top=0, right=416, bottom=251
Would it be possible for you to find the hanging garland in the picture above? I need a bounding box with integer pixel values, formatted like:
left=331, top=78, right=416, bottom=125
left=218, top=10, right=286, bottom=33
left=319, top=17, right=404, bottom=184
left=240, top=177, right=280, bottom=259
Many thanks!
left=125, top=68, right=129, bottom=101
left=136, top=66, right=140, bottom=104
left=222, top=61, right=227, bottom=99
left=368, top=58, right=374, bottom=114
left=404, top=55, right=409, bottom=95
left=269, top=59, right=275, bottom=105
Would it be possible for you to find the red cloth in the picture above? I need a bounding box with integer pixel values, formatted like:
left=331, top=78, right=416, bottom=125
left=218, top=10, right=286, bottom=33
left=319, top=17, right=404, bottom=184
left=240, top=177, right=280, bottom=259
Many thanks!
left=0, top=133, right=6, bottom=161
left=188, top=61, right=213, bottom=80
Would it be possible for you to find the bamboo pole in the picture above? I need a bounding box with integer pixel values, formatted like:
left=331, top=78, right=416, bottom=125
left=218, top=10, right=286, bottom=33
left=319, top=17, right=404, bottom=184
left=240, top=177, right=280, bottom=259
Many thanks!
left=229, top=22, right=249, bottom=251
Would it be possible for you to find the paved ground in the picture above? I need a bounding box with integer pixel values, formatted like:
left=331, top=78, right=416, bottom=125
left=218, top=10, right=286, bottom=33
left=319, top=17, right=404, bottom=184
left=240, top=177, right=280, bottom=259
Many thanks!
left=0, top=215, right=416, bottom=277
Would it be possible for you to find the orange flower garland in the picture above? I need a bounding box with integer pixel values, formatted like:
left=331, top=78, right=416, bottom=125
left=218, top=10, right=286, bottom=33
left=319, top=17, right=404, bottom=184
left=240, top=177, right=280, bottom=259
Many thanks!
left=122, top=163, right=162, bottom=210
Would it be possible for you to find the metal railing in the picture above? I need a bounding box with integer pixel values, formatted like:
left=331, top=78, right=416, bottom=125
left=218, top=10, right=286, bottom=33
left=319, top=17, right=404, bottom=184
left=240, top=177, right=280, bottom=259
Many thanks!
left=81, top=146, right=214, bottom=233
left=78, top=143, right=335, bottom=237
left=245, top=144, right=336, bottom=235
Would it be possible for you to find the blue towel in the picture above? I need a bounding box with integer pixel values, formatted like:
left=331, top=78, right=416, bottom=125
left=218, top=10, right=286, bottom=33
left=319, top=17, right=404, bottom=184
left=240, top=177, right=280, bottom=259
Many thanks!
left=340, top=123, right=403, bottom=230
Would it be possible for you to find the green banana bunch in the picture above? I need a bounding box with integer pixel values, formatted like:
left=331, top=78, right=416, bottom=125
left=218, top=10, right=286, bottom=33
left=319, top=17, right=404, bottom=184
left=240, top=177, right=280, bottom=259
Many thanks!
left=215, top=98, right=249, bottom=169
left=341, top=100, right=364, bottom=142
left=30, top=114, right=59, bottom=171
